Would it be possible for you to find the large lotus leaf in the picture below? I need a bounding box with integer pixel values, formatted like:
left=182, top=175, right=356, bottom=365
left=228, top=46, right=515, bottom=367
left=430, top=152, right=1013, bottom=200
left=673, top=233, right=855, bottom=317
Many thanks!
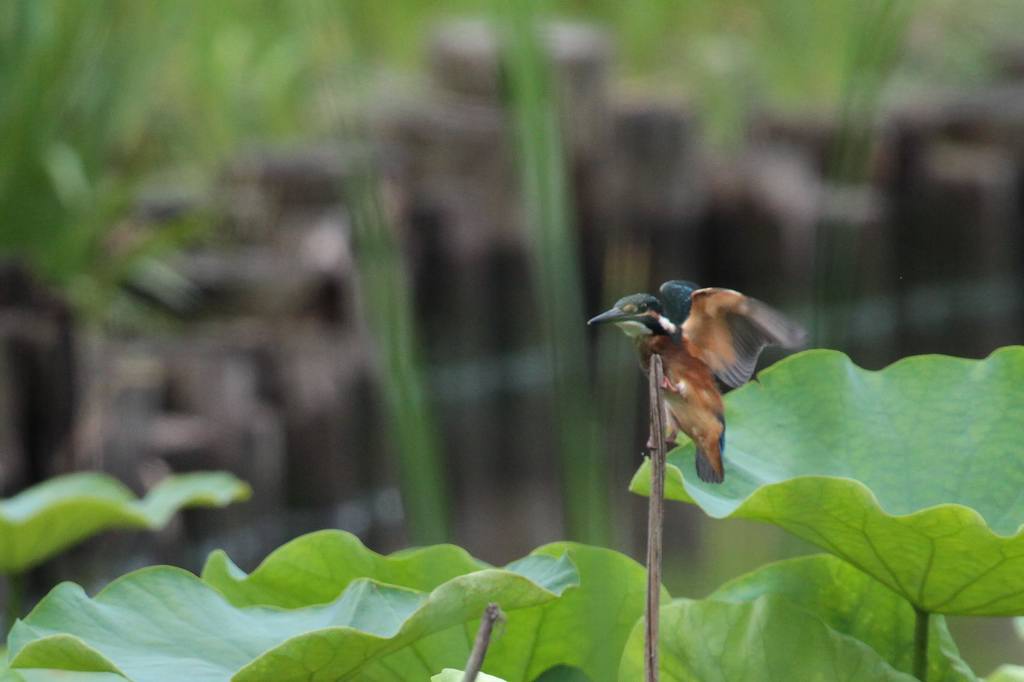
left=710, top=555, right=977, bottom=681
left=481, top=543, right=654, bottom=682
left=201, top=529, right=485, bottom=607
left=631, top=347, right=1024, bottom=615
left=0, top=650, right=126, bottom=682
left=201, top=530, right=490, bottom=680
left=203, top=532, right=651, bottom=682
left=0, top=472, right=250, bottom=574
left=372, top=543, right=647, bottom=682
left=6, top=554, right=576, bottom=682
left=618, top=595, right=918, bottom=681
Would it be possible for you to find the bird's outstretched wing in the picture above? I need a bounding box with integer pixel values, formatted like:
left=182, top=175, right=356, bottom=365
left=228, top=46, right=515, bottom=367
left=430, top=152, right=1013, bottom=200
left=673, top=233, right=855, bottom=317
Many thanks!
left=682, top=288, right=805, bottom=388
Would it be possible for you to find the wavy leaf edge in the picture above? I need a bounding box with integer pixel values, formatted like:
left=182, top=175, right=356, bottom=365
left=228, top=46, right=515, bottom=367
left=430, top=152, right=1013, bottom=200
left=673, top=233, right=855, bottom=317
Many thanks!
left=8, top=556, right=579, bottom=679
left=201, top=528, right=488, bottom=605
left=0, top=472, right=251, bottom=525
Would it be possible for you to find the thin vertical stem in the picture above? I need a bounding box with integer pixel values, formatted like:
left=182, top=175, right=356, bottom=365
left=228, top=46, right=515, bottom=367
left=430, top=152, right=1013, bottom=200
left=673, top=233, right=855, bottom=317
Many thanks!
left=645, top=354, right=667, bottom=682
left=462, top=603, right=503, bottom=682
left=913, top=606, right=929, bottom=681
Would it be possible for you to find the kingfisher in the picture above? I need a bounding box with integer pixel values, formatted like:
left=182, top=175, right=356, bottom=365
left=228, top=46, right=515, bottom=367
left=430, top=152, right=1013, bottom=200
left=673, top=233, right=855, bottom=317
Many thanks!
left=588, top=280, right=805, bottom=483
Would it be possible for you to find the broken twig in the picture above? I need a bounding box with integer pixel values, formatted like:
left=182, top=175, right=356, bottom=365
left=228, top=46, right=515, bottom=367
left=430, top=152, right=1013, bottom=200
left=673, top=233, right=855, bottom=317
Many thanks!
left=462, top=602, right=503, bottom=682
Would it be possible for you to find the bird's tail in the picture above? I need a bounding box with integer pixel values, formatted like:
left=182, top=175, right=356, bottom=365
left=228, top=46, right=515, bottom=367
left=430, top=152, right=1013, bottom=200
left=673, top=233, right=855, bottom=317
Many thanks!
left=694, top=419, right=725, bottom=484
left=695, top=447, right=724, bottom=483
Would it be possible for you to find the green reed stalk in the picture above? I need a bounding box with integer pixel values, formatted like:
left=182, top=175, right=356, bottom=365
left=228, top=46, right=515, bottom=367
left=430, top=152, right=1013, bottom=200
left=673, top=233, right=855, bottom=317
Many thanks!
left=495, top=0, right=611, bottom=545
left=312, top=0, right=450, bottom=543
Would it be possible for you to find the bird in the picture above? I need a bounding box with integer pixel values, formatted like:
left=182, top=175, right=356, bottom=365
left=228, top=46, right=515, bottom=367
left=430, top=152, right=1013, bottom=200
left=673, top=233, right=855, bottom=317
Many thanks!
left=588, top=280, right=805, bottom=483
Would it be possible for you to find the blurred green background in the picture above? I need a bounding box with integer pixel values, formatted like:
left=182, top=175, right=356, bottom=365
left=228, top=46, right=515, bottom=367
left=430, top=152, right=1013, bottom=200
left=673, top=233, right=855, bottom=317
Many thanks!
left=5, top=0, right=1024, bottom=313
left=2, top=0, right=1024, bottom=675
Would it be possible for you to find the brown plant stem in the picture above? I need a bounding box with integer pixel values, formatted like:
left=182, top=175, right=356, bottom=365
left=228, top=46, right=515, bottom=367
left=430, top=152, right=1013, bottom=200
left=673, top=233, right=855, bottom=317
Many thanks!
left=645, top=354, right=667, bottom=682
left=462, top=603, right=503, bottom=682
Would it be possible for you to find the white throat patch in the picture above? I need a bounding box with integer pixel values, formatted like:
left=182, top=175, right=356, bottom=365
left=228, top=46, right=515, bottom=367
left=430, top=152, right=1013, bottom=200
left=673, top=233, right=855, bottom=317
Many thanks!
left=615, top=320, right=652, bottom=337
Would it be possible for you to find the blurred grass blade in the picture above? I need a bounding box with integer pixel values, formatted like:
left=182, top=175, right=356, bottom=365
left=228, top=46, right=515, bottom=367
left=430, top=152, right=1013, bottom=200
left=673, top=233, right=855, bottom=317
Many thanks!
left=495, top=1, right=610, bottom=545
left=0, top=1, right=192, bottom=321
left=313, top=0, right=450, bottom=544
left=346, top=166, right=451, bottom=544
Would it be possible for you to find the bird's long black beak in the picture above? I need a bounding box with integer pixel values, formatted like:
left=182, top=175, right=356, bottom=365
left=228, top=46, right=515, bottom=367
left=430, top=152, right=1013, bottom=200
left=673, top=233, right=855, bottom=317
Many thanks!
left=587, top=308, right=627, bottom=326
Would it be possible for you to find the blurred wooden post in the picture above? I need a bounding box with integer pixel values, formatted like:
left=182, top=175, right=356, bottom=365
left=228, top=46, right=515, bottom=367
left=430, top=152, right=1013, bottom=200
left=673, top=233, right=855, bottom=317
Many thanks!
left=890, top=103, right=1023, bottom=356
left=0, top=343, right=23, bottom=493
left=645, top=354, right=666, bottom=682
left=0, top=263, right=76, bottom=489
left=607, top=98, right=706, bottom=292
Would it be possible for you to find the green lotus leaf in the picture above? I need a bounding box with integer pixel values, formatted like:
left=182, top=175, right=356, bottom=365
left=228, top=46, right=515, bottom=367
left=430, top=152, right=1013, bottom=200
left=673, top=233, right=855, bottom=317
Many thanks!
left=618, top=595, right=918, bottom=681
left=988, top=666, right=1024, bottom=682
left=0, top=472, right=249, bottom=575
left=201, top=529, right=486, bottom=607
left=710, top=555, right=976, bottom=681
left=6, top=555, right=576, bottom=681
left=202, top=532, right=651, bottom=682
left=0, top=650, right=127, bottom=682
left=484, top=544, right=654, bottom=682
left=631, top=347, right=1024, bottom=615
left=432, top=671, right=506, bottom=682
left=201, top=530, right=492, bottom=681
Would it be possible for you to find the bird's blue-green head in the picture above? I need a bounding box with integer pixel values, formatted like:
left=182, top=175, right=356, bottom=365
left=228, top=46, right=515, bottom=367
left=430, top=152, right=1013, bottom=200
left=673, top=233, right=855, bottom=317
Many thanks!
left=587, top=292, right=677, bottom=339
left=588, top=280, right=702, bottom=343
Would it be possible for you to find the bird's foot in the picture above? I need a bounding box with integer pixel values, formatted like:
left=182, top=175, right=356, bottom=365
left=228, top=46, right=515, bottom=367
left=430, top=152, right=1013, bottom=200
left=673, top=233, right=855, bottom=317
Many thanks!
left=645, top=434, right=679, bottom=453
